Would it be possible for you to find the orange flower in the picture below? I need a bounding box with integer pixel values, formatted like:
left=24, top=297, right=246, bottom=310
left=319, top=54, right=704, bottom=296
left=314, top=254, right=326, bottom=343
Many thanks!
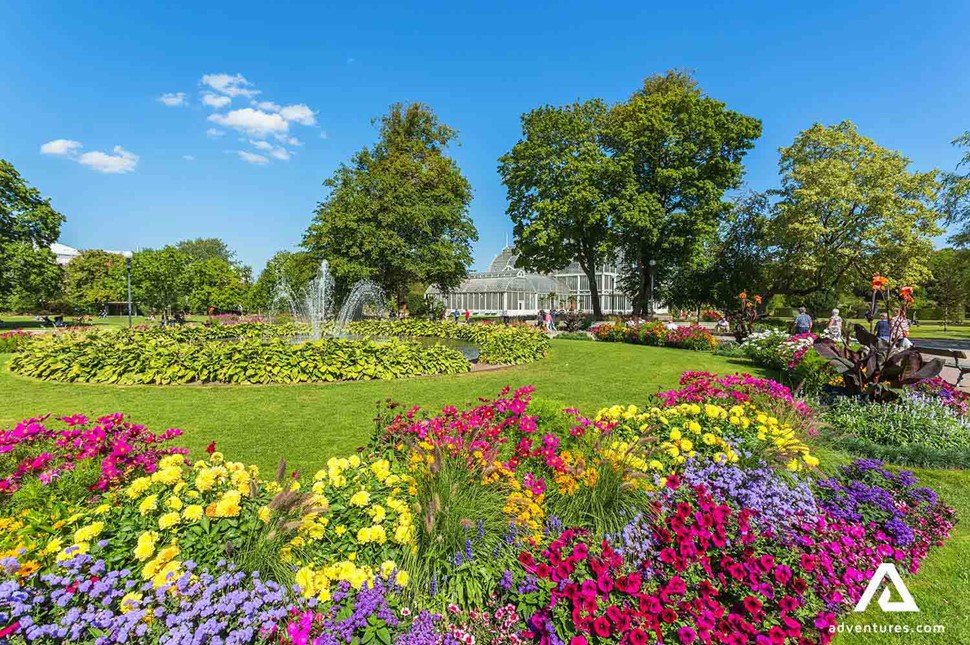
left=739, top=291, right=748, bottom=301
left=753, top=295, right=763, bottom=305
left=871, top=274, right=889, bottom=291
left=900, top=286, right=914, bottom=304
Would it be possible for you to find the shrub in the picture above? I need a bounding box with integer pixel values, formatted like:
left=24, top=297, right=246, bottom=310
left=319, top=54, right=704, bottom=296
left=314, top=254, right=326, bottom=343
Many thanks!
left=10, top=330, right=470, bottom=384
left=592, top=322, right=716, bottom=351
left=822, top=395, right=970, bottom=467
left=349, top=319, right=549, bottom=365
left=0, top=330, right=30, bottom=353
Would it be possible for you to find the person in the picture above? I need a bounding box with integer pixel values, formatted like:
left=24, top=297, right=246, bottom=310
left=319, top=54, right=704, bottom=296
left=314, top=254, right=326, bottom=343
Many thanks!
left=549, top=309, right=558, bottom=332
left=502, top=309, right=510, bottom=325
left=827, top=309, right=843, bottom=341
left=715, top=316, right=729, bottom=333
left=875, top=312, right=891, bottom=342
left=544, top=309, right=553, bottom=332
left=536, top=309, right=545, bottom=328
left=463, top=309, right=470, bottom=323
left=793, top=307, right=813, bottom=335
left=890, top=309, right=912, bottom=349
left=452, top=308, right=460, bottom=323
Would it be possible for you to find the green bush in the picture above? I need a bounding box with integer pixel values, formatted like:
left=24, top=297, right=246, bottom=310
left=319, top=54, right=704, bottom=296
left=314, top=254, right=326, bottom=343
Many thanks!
left=822, top=396, right=970, bottom=467
left=348, top=320, right=549, bottom=365
left=0, top=331, right=30, bottom=353
left=10, top=329, right=470, bottom=384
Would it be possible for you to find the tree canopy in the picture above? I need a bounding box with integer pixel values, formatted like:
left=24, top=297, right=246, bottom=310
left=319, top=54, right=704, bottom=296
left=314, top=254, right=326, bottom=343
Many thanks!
left=499, top=99, right=630, bottom=317
left=764, top=121, right=941, bottom=301
left=609, top=71, right=762, bottom=314
left=302, top=102, right=477, bottom=305
left=0, top=159, right=65, bottom=310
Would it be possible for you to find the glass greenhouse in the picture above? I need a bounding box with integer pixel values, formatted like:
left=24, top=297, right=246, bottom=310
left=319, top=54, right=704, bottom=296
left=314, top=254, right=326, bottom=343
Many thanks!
left=426, top=246, right=635, bottom=316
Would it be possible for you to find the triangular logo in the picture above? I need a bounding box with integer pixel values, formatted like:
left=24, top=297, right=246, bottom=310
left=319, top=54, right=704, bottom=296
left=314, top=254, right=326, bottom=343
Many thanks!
left=854, top=563, right=920, bottom=613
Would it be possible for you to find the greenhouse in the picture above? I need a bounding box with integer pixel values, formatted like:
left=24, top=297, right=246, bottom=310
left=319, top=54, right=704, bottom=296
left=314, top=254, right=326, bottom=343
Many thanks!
left=426, top=246, right=636, bottom=316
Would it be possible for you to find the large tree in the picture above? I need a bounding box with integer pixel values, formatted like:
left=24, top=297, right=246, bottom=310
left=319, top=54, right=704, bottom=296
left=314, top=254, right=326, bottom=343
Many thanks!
left=607, top=71, right=762, bottom=314
left=302, top=103, right=477, bottom=305
left=925, top=248, right=969, bottom=329
left=0, top=159, right=65, bottom=310
left=764, top=121, right=941, bottom=301
left=63, top=250, right=127, bottom=310
left=499, top=99, right=631, bottom=318
left=941, top=131, right=970, bottom=246
left=250, top=250, right=318, bottom=312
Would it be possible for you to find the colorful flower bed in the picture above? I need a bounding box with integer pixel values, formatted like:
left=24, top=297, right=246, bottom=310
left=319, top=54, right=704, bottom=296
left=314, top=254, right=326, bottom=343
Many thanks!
left=0, top=330, right=30, bottom=353
left=592, top=322, right=717, bottom=352
left=0, top=375, right=956, bottom=644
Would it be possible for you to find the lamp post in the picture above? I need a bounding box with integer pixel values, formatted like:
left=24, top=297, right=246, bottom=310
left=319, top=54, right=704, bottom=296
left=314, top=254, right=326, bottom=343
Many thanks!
left=648, top=259, right=656, bottom=318
left=122, top=251, right=133, bottom=328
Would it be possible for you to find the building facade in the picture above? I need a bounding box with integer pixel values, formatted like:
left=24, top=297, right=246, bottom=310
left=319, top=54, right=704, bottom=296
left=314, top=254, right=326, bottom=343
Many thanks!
left=426, top=246, right=639, bottom=317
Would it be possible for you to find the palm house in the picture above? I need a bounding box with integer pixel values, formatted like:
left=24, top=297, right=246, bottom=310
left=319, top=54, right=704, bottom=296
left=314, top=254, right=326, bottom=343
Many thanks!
left=426, top=246, right=634, bottom=317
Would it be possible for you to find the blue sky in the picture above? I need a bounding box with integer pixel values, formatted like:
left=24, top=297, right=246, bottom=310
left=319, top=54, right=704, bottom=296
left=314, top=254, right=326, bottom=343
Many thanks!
left=2, top=0, right=968, bottom=274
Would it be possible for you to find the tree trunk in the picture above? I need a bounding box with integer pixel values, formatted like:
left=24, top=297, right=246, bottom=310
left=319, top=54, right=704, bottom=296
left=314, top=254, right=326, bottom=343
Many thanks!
left=579, top=260, right=603, bottom=320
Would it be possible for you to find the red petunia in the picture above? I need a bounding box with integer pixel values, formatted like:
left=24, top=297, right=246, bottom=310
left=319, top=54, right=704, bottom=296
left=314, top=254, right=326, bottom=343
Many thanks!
left=592, top=617, right=612, bottom=638
left=629, top=628, right=649, bottom=645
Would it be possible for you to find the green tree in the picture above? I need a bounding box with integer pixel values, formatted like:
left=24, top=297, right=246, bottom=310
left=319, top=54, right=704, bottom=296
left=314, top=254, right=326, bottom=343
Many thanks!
left=926, top=248, right=969, bottom=330
left=183, top=257, right=250, bottom=313
left=0, top=160, right=65, bottom=310
left=499, top=99, right=630, bottom=318
left=302, top=102, right=477, bottom=305
left=62, top=250, right=128, bottom=311
left=607, top=71, right=762, bottom=314
left=175, top=238, right=237, bottom=265
left=131, top=247, right=190, bottom=314
left=765, top=121, right=941, bottom=301
left=250, top=250, right=319, bottom=312
left=942, top=131, right=970, bottom=246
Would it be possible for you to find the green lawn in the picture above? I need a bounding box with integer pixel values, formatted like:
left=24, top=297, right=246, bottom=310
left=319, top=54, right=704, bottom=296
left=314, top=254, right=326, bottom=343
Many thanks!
left=842, top=319, right=970, bottom=341
left=0, top=339, right=965, bottom=642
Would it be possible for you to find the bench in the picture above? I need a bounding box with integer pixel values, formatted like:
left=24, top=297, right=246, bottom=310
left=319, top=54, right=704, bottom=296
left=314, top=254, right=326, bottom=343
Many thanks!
left=915, top=346, right=970, bottom=387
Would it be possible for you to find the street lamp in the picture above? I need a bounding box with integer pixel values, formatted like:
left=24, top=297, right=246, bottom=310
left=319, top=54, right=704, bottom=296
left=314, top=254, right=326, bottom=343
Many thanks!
left=122, top=251, right=133, bottom=328
left=648, top=259, right=656, bottom=318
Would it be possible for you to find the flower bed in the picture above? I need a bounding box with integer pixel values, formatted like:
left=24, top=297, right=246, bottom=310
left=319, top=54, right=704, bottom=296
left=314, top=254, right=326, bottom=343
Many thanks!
left=592, top=322, right=717, bottom=351
left=0, top=330, right=30, bottom=353
left=9, top=327, right=471, bottom=384
left=0, top=376, right=956, bottom=644
left=348, top=320, right=550, bottom=365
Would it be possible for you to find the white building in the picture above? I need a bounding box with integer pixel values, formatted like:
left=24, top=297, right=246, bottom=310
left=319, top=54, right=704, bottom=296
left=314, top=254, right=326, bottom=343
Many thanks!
left=51, top=243, right=82, bottom=266
left=426, top=246, right=640, bottom=317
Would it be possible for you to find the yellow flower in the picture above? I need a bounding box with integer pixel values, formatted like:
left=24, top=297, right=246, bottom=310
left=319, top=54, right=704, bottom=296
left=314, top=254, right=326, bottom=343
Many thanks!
left=166, top=496, right=183, bottom=511
left=73, top=521, right=104, bottom=544
left=151, top=466, right=183, bottom=485
left=395, top=570, right=409, bottom=586
left=138, top=495, right=158, bottom=515
left=159, top=454, right=185, bottom=469
left=295, top=566, right=317, bottom=597
left=194, top=469, right=218, bottom=492
left=183, top=505, right=204, bottom=522
left=94, top=504, right=111, bottom=515
left=126, top=476, right=152, bottom=498
left=349, top=490, right=370, bottom=507
left=258, top=506, right=271, bottom=523
left=134, top=532, right=157, bottom=561
left=369, top=505, right=386, bottom=523
left=348, top=455, right=361, bottom=468
left=369, top=459, right=391, bottom=482
left=213, top=490, right=242, bottom=517
left=158, top=512, right=181, bottom=530
left=669, top=428, right=682, bottom=441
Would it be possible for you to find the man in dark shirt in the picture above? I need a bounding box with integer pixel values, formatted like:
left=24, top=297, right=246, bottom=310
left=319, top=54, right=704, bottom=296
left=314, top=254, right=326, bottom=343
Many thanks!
left=875, top=313, right=891, bottom=341
left=793, top=307, right=813, bottom=334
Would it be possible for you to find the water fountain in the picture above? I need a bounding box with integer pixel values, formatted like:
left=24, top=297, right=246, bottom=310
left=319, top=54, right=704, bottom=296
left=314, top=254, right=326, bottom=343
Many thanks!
left=273, top=260, right=388, bottom=341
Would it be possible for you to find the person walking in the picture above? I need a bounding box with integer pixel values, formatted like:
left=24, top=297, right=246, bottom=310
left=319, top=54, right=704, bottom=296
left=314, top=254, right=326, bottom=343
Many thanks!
left=826, top=309, right=843, bottom=341
left=452, top=308, right=460, bottom=323
left=536, top=309, right=545, bottom=328
left=544, top=309, right=553, bottom=332
left=502, top=309, right=510, bottom=325
left=793, top=307, right=813, bottom=335
left=463, top=309, right=470, bottom=323
left=875, top=312, right=891, bottom=343
left=890, top=308, right=912, bottom=349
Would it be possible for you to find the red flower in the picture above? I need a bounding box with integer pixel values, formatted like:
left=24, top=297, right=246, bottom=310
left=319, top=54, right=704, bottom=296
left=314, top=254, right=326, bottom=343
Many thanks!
left=661, top=608, right=678, bottom=623
left=206, top=441, right=216, bottom=455
left=768, top=627, right=787, bottom=644
left=742, top=596, right=763, bottom=615
left=535, top=564, right=552, bottom=578
left=518, top=553, right=535, bottom=569
left=570, top=638, right=588, bottom=645
left=629, top=629, right=649, bottom=645
left=596, top=574, right=614, bottom=594
left=677, top=627, right=697, bottom=644
left=666, top=474, right=681, bottom=490
left=0, top=622, right=20, bottom=639
left=592, top=617, right=612, bottom=638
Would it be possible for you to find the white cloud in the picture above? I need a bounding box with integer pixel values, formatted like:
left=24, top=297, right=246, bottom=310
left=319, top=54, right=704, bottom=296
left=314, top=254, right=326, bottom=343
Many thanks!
left=202, top=93, right=231, bottom=109
left=236, top=151, right=269, bottom=165
left=77, top=146, right=139, bottom=174
left=269, top=147, right=291, bottom=161
left=285, top=136, right=302, bottom=146
left=209, top=108, right=288, bottom=138
left=206, top=128, right=226, bottom=137
left=255, top=100, right=281, bottom=112
left=158, top=92, right=187, bottom=107
left=319, top=130, right=329, bottom=140
left=279, top=104, right=316, bottom=126
left=250, top=140, right=291, bottom=161
left=201, top=73, right=259, bottom=97
left=183, top=155, right=195, bottom=161
left=40, top=139, right=82, bottom=156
